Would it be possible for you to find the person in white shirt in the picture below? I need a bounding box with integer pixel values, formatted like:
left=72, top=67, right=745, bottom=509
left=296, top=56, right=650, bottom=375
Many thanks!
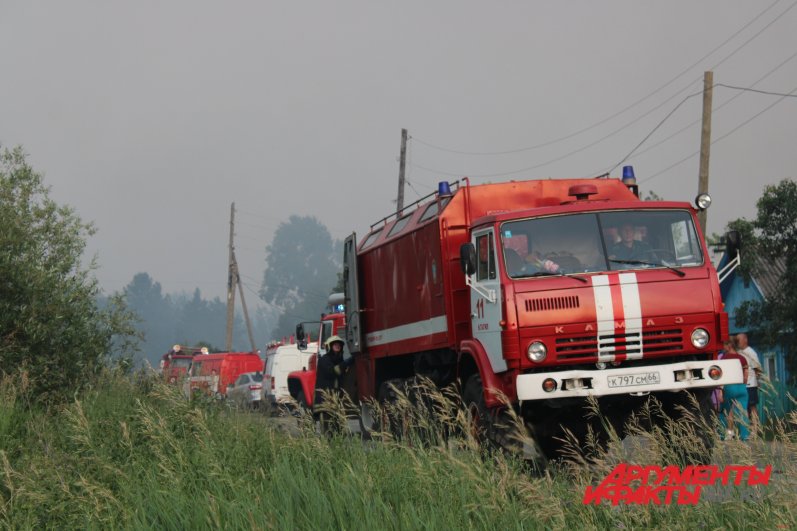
left=736, top=333, right=762, bottom=419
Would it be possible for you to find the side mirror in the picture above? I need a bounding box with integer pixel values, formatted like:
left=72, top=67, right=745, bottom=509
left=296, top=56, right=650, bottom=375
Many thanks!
left=725, top=230, right=742, bottom=257
left=460, top=243, right=477, bottom=276
left=227, top=383, right=234, bottom=389
left=296, top=323, right=307, bottom=351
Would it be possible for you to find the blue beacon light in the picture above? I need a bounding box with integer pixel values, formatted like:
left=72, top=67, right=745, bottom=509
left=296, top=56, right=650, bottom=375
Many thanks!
left=438, top=181, right=452, bottom=197
left=622, top=165, right=637, bottom=185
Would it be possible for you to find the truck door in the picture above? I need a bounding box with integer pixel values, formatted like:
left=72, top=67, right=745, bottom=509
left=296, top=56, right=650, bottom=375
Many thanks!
left=343, top=232, right=362, bottom=354
left=470, top=229, right=507, bottom=373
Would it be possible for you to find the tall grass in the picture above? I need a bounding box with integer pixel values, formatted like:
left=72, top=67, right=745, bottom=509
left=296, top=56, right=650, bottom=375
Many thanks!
left=0, top=371, right=795, bottom=530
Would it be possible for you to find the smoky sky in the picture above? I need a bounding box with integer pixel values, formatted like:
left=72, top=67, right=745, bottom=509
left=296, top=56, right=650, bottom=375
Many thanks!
left=1, top=1, right=795, bottom=302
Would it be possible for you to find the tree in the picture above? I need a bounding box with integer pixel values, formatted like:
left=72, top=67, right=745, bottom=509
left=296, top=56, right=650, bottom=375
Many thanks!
left=123, top=272, right=176, bottom=365
left=729, top=179, right=797, bottom=380
left=643, top=190, right=663, bottom=201
left=174, top=288, right=241, bottom=352
left=0, top=146, right=137, bottom=402
left=259, top=216, right=341, bottom=338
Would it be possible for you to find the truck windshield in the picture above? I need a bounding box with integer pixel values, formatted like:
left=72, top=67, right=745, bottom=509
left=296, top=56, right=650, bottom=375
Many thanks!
left=500, top=210, right=703, bottom=278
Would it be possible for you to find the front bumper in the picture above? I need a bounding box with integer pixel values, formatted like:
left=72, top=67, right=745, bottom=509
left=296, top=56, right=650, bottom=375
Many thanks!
left=517, top=359, right=743, bottom=401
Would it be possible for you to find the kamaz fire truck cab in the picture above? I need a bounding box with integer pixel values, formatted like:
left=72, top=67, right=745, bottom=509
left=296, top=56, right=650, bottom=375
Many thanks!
left=343, top=169, right=743, bottom=461
left=287, top=294, right=348, bottom=409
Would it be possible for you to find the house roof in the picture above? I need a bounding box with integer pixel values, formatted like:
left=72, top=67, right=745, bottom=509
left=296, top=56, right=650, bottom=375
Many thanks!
left=752, top=254, right=787, bottom=300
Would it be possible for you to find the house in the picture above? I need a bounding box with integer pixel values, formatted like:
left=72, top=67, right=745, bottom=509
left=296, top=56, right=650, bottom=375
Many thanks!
left=717, top=252, right=792, bottom=418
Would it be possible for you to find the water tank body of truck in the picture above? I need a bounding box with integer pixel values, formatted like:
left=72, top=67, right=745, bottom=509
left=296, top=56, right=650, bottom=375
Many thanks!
left=344, top=171, right=742, bottom=460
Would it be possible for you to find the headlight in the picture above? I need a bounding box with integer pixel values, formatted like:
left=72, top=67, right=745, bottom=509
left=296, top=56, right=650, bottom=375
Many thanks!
left=527, top=341, right=547, bottom=363
left=691, top=328, right=710, bottom=348
left=695, top=193, right=712, bottom=210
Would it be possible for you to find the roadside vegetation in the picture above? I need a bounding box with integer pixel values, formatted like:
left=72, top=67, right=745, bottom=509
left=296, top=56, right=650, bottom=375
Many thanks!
left=3, top=148, right=796, bottom=529
left=1, top=370, right=795, bottom=530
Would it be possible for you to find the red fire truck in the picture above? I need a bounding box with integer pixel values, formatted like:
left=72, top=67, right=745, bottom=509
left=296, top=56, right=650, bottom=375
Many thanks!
left=160, top=345, right=203, bottom=384
left=288, top=299, right=346, bottom=408
left=342, top=168, right=743, bottom=460
left=185, top=352, right=263, bottom=398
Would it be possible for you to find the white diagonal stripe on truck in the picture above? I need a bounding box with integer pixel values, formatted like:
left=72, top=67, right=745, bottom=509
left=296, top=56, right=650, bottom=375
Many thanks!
left=591, top=275, right=616, bottom=362
left=619, top=272, right=644, bottom=360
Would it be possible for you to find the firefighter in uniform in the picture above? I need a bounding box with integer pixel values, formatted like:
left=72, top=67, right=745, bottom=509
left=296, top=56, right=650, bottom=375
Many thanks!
left=315, top=336, right=352, bottom=399
left=314, top=335, right=354, bottom=431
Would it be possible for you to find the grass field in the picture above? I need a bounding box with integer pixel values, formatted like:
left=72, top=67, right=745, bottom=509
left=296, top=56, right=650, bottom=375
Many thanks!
left=0, top=371, right=795, bottom=530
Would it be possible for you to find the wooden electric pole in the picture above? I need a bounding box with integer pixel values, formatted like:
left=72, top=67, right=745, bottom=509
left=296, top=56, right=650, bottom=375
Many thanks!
left=234, top=254, right=257, bottom=352
left=396, top=128, right=407, bottom=214
left=225, top=202, right=236, bottom=351
left=224, top=202, right=257, bottom=353
left=697, top=71, right=713, bottom=233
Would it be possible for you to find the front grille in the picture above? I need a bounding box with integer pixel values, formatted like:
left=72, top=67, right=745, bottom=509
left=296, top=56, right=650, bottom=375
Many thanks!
left=642, top=329, right=683, bottom=353
left=525, top=295, right=580, bottom=312
left=554, top=328, right=684, bottom=360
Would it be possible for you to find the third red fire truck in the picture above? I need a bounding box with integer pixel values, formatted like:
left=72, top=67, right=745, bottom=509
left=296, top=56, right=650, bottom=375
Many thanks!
left=341, top=168, right=742, bottom=461
left=288, top=295, right=347, bottom=409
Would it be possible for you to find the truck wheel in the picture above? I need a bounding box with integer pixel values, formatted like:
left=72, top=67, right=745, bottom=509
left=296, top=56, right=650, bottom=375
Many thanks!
left=358, top=400, right=379, bottom=441
left=463, top=374, right=547, bottom=471
left=376, top=379, right=409, bottom=440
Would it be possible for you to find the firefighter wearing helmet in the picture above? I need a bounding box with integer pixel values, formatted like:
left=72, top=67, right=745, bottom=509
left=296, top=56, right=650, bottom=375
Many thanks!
left=314, top=335, right=354, bottom=407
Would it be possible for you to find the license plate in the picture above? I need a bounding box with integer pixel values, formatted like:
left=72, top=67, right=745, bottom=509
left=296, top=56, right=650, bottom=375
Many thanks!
left=608, top=371, right=661, bottom=388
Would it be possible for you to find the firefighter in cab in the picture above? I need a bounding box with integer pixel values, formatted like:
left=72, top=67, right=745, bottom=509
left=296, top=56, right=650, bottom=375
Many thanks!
left=314, top=335, right=354, bottom=405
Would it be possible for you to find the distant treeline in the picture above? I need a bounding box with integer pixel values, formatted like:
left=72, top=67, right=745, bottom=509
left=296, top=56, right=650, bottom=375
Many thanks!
left=100, top=273, right=278, bottom=367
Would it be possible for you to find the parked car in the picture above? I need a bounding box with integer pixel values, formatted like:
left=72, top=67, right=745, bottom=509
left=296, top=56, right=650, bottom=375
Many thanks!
left=185, top=352, right=263, bottom=399
left=263, top=342, right=317, bottom=411
left=226, top=371, right=264, bottom=408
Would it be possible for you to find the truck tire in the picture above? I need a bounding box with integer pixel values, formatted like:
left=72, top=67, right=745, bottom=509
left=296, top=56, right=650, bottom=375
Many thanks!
left=376, top=379, right=410, bottom=440
left=463, top=374, right=547, bottom=471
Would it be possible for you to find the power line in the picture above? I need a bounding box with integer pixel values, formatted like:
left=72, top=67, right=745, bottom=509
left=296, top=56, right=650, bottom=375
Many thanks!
left=708, top=0, right=797, bottom=73
left=410, top=0, right=788, bottom=156
left=430, top=54, right=797, bottom=182
left=606, top=91, right=704, bottom=174
left=640, top=82, right=797, bottom=184
left=405, top=179, right=423, bottom=199
left=715, top=83, right=797, bottom=98
left=411, top=87, right=700, bottom=178
left=626, top=49, right=797, bottom=162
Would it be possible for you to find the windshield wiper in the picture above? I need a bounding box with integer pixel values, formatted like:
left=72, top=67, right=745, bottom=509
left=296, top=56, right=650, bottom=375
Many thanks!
left=529, top=271, right=589, bottom=283
left=609, top=259, right=685, bottom=277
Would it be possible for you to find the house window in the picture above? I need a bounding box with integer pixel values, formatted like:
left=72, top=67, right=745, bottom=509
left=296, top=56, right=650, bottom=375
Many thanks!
left=767, top=357, right=777, bottom=381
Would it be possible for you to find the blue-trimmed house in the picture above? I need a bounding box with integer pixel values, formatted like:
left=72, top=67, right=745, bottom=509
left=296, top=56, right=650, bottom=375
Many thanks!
left=717, top=253, right=792, bottom=418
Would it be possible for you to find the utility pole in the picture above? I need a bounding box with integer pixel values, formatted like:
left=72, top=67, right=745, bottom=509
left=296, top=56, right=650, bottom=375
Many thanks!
left=233, top=254, right=257, bottom=352
left=396, top=128, right=407, bottom=214
left=697, top=71, right=713, bottom=233
left=225, top=202, right=236, bottom=351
